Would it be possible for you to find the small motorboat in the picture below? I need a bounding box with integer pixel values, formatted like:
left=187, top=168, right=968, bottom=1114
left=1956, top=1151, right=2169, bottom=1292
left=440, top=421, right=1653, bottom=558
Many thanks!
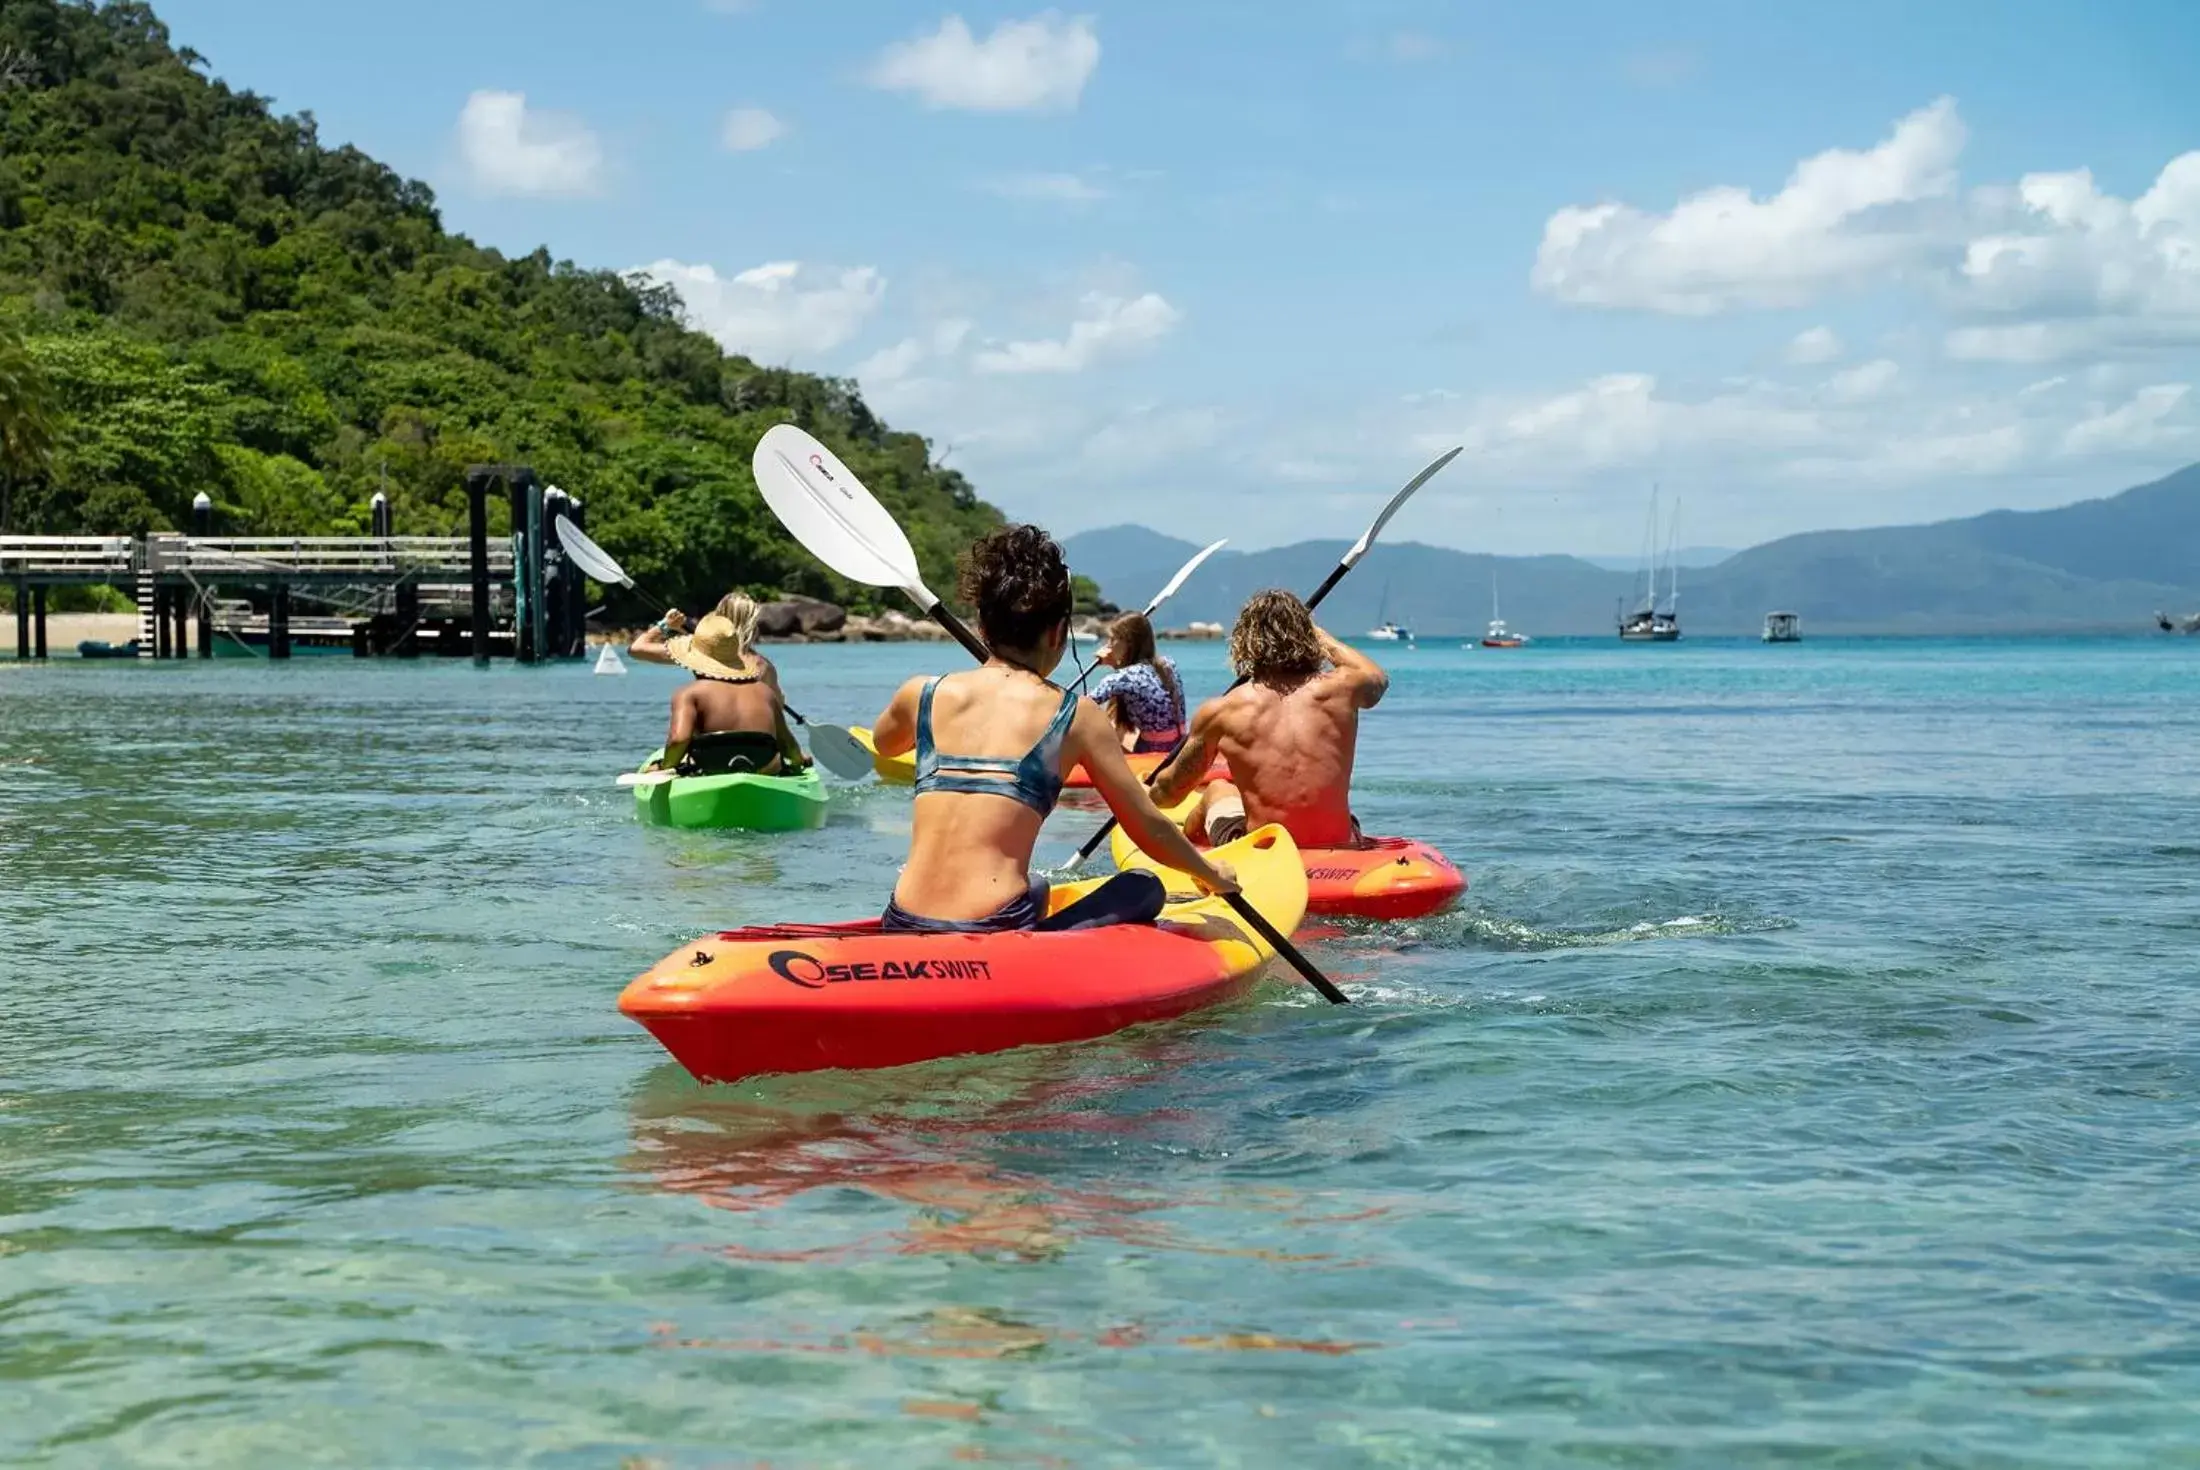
left=76, top=639, right=140, bottom=659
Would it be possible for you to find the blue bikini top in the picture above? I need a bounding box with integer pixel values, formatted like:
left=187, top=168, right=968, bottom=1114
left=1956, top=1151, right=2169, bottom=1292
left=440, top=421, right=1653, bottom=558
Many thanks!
left=912, top=675, right=1077, bottom=816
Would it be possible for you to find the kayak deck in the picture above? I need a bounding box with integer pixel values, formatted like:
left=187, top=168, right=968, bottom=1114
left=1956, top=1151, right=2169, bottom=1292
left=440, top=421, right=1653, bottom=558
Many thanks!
left=620, top=826, right=1307, bottom=1082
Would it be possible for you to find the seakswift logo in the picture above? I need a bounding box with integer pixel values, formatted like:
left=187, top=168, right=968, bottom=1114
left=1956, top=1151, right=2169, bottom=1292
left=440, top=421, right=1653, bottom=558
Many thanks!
left=768, top=948, right=992, bottom=989
left=808, top=453, right=835, bottom=481
left=1307, top=866, right=1359, bottom=882
left=769, top=949, right=830, bottom=988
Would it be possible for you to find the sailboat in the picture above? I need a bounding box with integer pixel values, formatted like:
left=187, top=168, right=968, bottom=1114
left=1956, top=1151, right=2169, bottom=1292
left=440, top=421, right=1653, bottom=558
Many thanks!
left=1481, top=568, right=1528, bottom=647
left=1367, top=580, right=1412, bottom=642
left=1618, top=487, right=1682, bottom=642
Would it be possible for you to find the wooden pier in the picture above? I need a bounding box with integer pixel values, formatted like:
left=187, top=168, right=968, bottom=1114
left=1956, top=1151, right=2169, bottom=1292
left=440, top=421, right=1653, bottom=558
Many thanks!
left=3, top=465, right=590, bottom=664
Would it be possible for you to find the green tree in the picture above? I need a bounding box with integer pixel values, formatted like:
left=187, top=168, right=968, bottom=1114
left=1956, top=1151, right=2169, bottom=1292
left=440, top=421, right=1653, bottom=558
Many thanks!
left=0, top=325, right=56, bottom=530
left=0, top=0, right=1003, bottom=611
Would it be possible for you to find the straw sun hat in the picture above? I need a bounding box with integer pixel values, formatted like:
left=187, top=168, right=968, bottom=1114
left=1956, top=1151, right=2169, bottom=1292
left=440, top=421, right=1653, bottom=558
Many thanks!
left=666, top=613, right=759, bottom=682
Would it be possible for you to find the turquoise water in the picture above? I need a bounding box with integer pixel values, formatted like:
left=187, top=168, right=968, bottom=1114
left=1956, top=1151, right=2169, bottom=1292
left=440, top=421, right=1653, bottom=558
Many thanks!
left=4, top=637, right=2198, bottom=1466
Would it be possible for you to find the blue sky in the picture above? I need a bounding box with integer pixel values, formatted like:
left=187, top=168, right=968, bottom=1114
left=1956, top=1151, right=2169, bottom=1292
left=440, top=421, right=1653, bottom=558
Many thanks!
left=158, top=0, right=2200, bottom=554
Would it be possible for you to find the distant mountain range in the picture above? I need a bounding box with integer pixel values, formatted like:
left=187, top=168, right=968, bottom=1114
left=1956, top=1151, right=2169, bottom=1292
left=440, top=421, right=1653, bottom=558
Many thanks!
left=1064, top=464, right=2200, bottom=636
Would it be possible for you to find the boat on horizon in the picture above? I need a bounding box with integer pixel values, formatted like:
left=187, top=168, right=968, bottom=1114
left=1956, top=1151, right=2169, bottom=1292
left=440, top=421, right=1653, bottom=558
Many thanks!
left=1481, top=571, right=1528, bottom=648
left=1367, top=580, right=1412, bottom=642
left=1763, top=611, right=1801, bottom=643
left=1619, top=486, right=1682, bottom=642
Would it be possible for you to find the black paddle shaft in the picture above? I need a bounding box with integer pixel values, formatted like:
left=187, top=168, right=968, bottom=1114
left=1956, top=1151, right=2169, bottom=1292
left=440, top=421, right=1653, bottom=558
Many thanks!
left=1071, top=561, right=1356, bottom=863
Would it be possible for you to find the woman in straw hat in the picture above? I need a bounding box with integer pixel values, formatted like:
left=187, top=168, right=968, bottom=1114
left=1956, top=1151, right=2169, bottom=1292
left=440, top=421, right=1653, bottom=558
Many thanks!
left=630, top=593, right=808, bottom=776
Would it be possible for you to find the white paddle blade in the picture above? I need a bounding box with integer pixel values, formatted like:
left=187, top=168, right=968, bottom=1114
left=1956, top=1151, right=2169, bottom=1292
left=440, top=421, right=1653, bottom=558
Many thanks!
left=1144, top=538, right=1229, bottom=616
left=1342, top=446, right=1462, bottom=568
left=553, top=514, right=635, bottom=589
left=805, top=724, right=879, bottom=781
left=752, top=424, right=932, bottom=597
left=617, top=770, right=678, bottom=788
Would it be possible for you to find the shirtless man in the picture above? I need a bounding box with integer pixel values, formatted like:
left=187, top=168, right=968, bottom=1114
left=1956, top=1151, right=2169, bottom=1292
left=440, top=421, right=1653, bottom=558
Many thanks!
left=629, top=594, right=807, bottom=775
left=1149, top=589, right=1386, bottom=849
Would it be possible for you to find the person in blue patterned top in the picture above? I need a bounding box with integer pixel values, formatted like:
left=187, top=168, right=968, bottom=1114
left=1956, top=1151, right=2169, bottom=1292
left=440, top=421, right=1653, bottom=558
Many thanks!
left=1083, top=612, right=1188, bottom=754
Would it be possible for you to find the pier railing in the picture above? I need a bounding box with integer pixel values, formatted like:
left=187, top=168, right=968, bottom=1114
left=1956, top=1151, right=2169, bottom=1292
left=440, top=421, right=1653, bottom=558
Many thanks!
left=148, top=534, right=511, bottom=581
left=0, top=536, right=136, bottom=583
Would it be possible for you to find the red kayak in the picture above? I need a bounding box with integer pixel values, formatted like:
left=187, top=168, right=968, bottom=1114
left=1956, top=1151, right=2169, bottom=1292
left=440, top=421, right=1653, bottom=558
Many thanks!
left=619, top=827, right=1308, bottom=1083
left=1113, top=799, right=1465, bottom=921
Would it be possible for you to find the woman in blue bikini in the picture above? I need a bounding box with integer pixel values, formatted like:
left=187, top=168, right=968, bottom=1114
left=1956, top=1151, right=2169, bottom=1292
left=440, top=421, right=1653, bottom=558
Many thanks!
left=1082, top=612, right=1187, bottom=754
left=867, top=526, right=1236, bottom=934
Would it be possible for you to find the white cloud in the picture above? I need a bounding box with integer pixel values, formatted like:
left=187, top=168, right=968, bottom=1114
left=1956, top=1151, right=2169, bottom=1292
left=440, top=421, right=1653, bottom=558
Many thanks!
left=866, top=12, right=1100, bottom=113
left=456, top=90, right=604, bottom=197
left=1081, top=405, right=1228, bottom=470
left=973, top=292, right=1180, bottom=374
left=719, top=107, right=787, bottom=152
left=1826, top=358, right=1900, bottom=402
left=1785, top=326, right=1843, bottom=364
left=635, top=260, right=884, bottom=363
left=1532, top=97, right=1966, bottom=313
left=982, top=171, right=1107, bottom=203
left=2060, top=384, right=2193, bottom=456
left=853, top=338, right=927, bottom=385
left=1942, top=152, right=2200, bottom=362
left=853, top=318, right=973, bottom=385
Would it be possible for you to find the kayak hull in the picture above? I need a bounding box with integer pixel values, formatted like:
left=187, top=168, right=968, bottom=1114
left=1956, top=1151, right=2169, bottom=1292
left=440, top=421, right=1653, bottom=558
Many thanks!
left=632, top=752, right=829, bottom=832
left=1114, top=800, right=1465, bottom=920
left=620, top=826, right=1307, bottom=1083
left=848, top=726, right=1228, bottom=792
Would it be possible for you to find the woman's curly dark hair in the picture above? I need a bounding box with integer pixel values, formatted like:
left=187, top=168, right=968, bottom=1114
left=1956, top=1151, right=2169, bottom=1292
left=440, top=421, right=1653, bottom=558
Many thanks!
left=958, top=524, right=1073, bottom=656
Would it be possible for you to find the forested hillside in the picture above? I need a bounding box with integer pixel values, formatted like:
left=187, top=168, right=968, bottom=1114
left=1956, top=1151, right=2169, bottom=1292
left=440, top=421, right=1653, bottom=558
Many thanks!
left=0, top=0, right=1000, bottom=613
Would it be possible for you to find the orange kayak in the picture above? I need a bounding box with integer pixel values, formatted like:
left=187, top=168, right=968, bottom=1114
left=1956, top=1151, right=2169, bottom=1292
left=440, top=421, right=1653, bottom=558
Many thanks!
left=1114, top=796, right=1465, bottom=921
left=619, top=826, right=1307, bottom=1083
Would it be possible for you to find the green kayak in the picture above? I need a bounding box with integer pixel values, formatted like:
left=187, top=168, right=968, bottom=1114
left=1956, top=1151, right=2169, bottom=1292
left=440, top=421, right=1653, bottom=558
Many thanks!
left=631, top=750, right=829, bottom=832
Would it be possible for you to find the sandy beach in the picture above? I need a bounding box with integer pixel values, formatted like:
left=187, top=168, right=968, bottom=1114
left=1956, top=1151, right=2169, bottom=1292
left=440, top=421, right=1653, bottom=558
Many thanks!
left=5, top=613, right=139, bottom=656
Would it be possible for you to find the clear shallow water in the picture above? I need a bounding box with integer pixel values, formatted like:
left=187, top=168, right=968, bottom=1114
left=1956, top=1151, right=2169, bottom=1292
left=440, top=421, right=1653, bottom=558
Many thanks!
left=4, top=636, right=2198, bottom=1466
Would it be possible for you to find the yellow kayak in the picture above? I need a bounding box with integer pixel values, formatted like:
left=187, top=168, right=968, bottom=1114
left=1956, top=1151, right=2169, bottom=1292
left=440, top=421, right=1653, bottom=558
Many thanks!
left=848, top=726, right=915, bottom=785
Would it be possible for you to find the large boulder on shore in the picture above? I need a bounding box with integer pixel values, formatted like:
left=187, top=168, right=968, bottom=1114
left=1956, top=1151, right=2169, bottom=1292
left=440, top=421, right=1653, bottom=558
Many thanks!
left=757, top=596, right=847, bottom=639
left=854, top=610, right=951, bottom=641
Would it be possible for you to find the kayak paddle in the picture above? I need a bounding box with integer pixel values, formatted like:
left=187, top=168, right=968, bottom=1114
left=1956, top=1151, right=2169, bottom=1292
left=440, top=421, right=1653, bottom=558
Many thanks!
left=1064, top=444, right=1463, bottom=869
left=552, top=512, right=875, bottom=782
left=1068, top=536, right=1228, bottom=696
left=616, top=770, right=679, bottom=788
left=748, top=422, right=1349, bottom=1006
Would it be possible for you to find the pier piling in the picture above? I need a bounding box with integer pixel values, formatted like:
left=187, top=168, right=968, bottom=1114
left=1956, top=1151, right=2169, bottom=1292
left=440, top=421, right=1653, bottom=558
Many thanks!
left=270, top=582, right=291, bottom=660
left=32, top=586, right=45, bottom=659
left=466, top=470, right=492, bottom=666
left=13, top=576, right=25, bottom=660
